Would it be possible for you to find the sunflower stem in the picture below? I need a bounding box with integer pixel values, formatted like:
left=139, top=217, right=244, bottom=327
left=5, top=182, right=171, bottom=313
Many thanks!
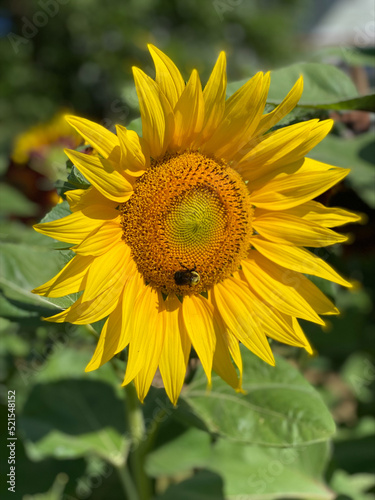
left=124, top=382, right=152, bottom=500
left=116, top=462, right=140, bottom=500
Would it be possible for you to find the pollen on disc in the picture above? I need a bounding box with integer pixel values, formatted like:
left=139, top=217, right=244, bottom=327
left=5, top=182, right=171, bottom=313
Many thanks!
left=120, top=151, right=253, bottom=295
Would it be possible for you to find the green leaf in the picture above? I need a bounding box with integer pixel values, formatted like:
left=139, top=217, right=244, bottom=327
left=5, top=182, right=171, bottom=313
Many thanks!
left=155, top=470, right=225, bottom=500
left=147, top=428, right=333, bottom=500
left=177, top=346, right=336, bottom=446
left=67, top=164, right=91, bottom=189
left=0, top=182, right=39, bottom=216
left=147, top=428, right=212, bottom=477
left=227, top=63, right=374, bottom=112
left=0, top=208, right=78, bottom=318
left=330, top=470, right=375, bottom=500
left=40, top=200, right=72, bottom=224
left=20, top=378, right=129, bottom=466
left=17, top=473, right=69, bottom=500
left=310, top=47, right=375, bottom=69
left=309, top=131, right=375, bottom=207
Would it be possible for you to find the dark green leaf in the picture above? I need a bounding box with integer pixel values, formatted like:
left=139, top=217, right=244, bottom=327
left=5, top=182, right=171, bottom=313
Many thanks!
left=177, top=347, right=336, bottom=446
left=147, top=428, right=332, bottom=500
left=155, top=470, right=225, bottom=500
left=67, top=164, right=91, bottom=189
left=20, top=378, right=129, bottom=465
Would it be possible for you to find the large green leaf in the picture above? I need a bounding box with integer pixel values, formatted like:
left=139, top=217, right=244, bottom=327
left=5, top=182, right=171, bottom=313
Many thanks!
left=0, top=202, right=78, bottom=319
left=20, top=378, right=129, bottom=466
left=176, top=347, right=335, bottom=446
left=147, top=428, right=333, bottom=500
left=155, top=470, right=225, bottom=500
left=227, top=63, right=374, bottom=112
left=0, top=239, right=76, bottom=318
left=309, top=131, right=375, bottom=208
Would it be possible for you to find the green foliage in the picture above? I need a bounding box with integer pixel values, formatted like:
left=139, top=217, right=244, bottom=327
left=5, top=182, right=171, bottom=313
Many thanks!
left=147, top=428, right=332, bottom=500
left=1, top=4, right=374, bottom=498
left=228, top=63, right=375, bottom=130
left=177, top=346, right=335, bottom=446
left=310, top=131, right=375, bottom=208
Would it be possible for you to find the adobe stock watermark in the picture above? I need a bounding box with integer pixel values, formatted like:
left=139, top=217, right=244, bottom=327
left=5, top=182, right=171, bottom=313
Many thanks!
left=213, top=0, right=243, bottom=21
left=7, top=0, right=69, bottom=55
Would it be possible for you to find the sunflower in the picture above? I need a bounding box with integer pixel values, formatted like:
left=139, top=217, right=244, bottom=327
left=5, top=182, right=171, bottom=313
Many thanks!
left=32, top=45, right=360, bottom=405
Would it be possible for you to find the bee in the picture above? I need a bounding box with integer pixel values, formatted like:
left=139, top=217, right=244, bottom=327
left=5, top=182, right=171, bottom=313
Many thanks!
left=174, top=263, right=200, bottom=287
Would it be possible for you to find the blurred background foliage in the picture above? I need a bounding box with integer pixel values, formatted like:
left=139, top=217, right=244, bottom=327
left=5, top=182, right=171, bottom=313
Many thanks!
left=0, top=0, right=374, bottom=499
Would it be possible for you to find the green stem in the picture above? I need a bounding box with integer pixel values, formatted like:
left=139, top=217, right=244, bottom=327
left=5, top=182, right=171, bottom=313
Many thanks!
left=124, top=383, right=152, bottom=500
left=116, top=463, right=140, bottom=500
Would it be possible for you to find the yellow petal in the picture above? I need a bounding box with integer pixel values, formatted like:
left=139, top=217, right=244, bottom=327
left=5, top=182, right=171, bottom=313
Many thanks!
left=116, top=125, right=149, bottom=176
left=242, top=252, right=336, bottom=322
left=32, top=255, right=93, bottom=297
left=33, top=205, right=119, bottom=244
left=233, top=274, right=310, bottom=348
left=66, top=187, right=116, bottom=212
left=291, top=119, right=333, bottom=159
left=132, top=67, right=174, bottom=158
left=213, top=279, right=275, bottom=366
left=290, top=317, right=313, bottom=354
left=237, top=119, right=333, bottom=179
left=65, top=115, right=121, bottom=162
left=122, top=287, right=164, bottom=385
left=134, top=306, right=166, bottom=402
left=209, top=289, right=244, bottom=383
left=237, top=119, right=316, bottom=172
left=182, top=295, right=216, bottom=386
left=278, top=314, right=313, bottom=354
left=159, top=294, right=191, bottom=405
left=202, top=72, right=269, bottom=160
left=117, top=261, right=146, bottom=352
left=255, top=76, right=303, bottom=135
left=267, top=311, right=313, bottom=352
left=211, top=310, right=242, bottom=392
left=81, top=242, right=130, bottom=302
left=253, top=212, right=348, bottom=247
left=251, top=236, right=352, bottom=287
left=196, top=51, right=227, bottom=144
left=72, top=220, right=123, bottom=256
left=86, top=260, right=145, bottom=373
left=250, top=166, right=350, bottom=210
left=148, top=44, right=185, bottom=109
left=85, top=291, right=125, bottom=372
left=65, top=149, right=133, bottom=203
left=170, top=69, right=205, bottom=151
left=279, top=200, right=362, bottom=228
left=44, top=277, right=124, bottom=324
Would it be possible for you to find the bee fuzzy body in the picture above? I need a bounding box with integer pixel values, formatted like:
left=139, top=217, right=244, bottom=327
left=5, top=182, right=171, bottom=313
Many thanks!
left=174, top=264, right=200, bottom=287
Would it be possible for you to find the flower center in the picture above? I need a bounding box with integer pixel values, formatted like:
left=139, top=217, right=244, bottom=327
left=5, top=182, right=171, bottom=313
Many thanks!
left=120, top=151, right=253, bottom=295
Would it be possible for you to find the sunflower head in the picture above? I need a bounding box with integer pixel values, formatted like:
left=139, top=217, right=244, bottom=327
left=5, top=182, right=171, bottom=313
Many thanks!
left=32, top=45, right=360, bottom=404
left=120, top=150, right=253, bottom=295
